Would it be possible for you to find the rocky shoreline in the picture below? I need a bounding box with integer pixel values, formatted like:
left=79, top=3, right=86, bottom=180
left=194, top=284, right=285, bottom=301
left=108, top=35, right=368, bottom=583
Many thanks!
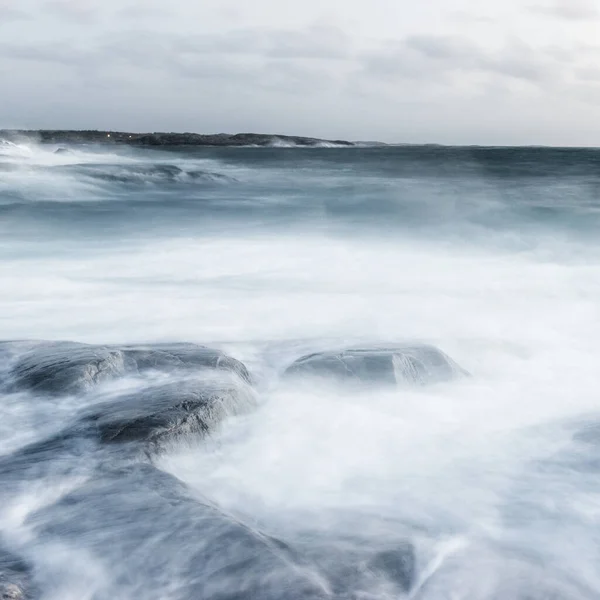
left=0, top=339, right=467, bottom=598
left=0, top=130, right=355, bottom=147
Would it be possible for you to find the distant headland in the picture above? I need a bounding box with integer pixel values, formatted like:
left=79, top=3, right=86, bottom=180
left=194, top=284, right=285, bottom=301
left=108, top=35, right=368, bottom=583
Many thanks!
left=0, top=130, right=358, bottom=147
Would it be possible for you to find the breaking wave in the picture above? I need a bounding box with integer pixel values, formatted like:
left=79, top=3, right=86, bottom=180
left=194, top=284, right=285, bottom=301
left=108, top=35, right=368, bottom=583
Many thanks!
left=72, top=164, right=235, bottom=185
left=0, top=139, right=238, bottom=205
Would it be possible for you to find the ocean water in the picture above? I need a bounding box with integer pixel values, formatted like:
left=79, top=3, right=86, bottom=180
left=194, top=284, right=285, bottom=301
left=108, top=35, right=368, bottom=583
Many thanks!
left=1, top=138, right=600, bottom=599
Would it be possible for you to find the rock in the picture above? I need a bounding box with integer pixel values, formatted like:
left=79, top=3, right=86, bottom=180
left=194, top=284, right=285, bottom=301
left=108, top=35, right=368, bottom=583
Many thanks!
left=8, top=341, right=127, bottom=395
left=0, top=547, right=32, bottom=600
left=28, top=464, right=330, bottom=600
left=283, top=344, right=468, bottom=386
left=120, top=343, right=251, bottom=384
left=7, top=341, right=251, bottom=396
left=0, top=362, right=255, bottom=478
left=81, top=378, right=256, bottom=446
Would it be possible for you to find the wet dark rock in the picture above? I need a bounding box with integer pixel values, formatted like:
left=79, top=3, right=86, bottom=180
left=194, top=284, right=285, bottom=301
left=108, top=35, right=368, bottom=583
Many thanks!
left=80, top=379, right=256, bottom=446
left=0, top=372, right=255, bottom=483
left=0, top=442, right=103, bottom=499
left=0, top=547, right=33, bottom=600
left=283, top=344, right=468, bottom=386
left=7, top=341, right=251, bottom=396
left=0, top=379, right=255, bottom=477
left=28, top=464, right=329, bottom=600
left=119, top=343, right=251, bottom=384
left=8, top=341, right=127, bottom=395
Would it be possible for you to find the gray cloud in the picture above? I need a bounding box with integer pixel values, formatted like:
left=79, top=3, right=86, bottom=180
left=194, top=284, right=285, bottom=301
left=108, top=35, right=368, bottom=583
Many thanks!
left=2, top=0, right=600, bottom=145
left=115, top=4, right=172, bottom=21
left=0, top=6, right=32, bottom=21
left=447, top=10, right=496, bottom=24
left=0, top=41, right=98, bottom=69
left=362, top=35, right=555, bottom=85
left=43, top=0, right=98, bottom=22
left=576, top=66, right=600, bottom=81
left=0, top=24, right=352, bottom=76
left=404, top=35, right=476, bottom=61
left=0, top=24, right=343, bottom=100
left=529, top=0, right=599, bottom=20
left=0, top=27, right=580, bottom=95
left=169, top=25, right=351, bottom=61
left=481, top=41, right=554, bottom=82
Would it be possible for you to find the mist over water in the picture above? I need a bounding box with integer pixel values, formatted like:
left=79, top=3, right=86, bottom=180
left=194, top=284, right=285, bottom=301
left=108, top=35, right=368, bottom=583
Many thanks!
left=1, top=139, right=600, bottom=599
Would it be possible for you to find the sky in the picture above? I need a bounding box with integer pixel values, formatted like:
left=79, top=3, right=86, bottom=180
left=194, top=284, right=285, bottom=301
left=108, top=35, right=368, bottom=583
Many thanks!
left=1, top=0, right=599, bottom=145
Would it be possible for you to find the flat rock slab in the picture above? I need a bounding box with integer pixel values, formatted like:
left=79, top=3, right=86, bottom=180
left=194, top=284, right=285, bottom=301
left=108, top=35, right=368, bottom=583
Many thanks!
left=5, top=341, right=251, bottom=395
left=26, top=464, right=420, bottom=600
left=28, top=464, right=330, bottom=600
left=284, top=344, right=468, bottom=386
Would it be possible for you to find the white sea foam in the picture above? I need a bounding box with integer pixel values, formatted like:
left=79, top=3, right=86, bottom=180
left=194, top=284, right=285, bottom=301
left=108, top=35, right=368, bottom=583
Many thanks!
left=1, top=142, right=600, bottom=597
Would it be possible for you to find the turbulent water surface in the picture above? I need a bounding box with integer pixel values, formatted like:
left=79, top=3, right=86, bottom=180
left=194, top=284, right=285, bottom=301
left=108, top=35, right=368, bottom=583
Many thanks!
left=1, top=138, right=600, bottom=599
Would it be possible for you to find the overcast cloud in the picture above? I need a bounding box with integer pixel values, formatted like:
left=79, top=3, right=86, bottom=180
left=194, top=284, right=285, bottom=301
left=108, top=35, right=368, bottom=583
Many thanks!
left=1, top=0, right=599, bottom=144
left=529, top=0, right=599, bottom=21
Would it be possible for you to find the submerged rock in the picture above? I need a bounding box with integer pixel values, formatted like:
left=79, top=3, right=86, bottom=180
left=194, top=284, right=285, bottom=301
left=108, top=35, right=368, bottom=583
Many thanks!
left=7, top=341, right=251, bottom=395
left=28, top=464, right=330, bottom=600
left=283, top=344, right=468, bottom=386
left=308, top=539, right=417, bottom=597
left=571, top=419, right=600, bottom=446
left=368, top=544, right=416, bottom=593
left=411, top=543, right=596, bottom=600
left=0, top=547, right=33, bottom=600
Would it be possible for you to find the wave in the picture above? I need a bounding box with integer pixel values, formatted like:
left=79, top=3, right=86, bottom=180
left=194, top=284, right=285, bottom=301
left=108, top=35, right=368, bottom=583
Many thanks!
left=0, top=137, right=136, bottom=167
left=0, top=139, right=34, bottom=160
left=267, top=137, right=355, bottom=149
left=72, top=164, right=236, bottom=185
left=0, top=139, right=237, bottom=204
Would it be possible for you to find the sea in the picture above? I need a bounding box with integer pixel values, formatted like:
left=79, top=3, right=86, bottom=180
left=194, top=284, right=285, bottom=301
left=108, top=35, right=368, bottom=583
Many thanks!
left=1, top=137, right=600, bottom=599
